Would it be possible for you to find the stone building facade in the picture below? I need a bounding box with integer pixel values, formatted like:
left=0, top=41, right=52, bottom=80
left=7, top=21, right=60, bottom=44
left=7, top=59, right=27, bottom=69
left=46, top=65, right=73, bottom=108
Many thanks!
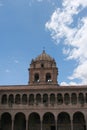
left=0, top=50, right=87, bottom=130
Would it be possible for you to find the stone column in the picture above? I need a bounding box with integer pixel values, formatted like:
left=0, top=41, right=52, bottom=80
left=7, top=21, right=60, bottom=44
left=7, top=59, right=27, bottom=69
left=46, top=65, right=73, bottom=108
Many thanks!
left=55, top=120, right=57, bottom=130
left=34, top=94, right=36, bottom=106
left=77, top=93, right=79, bottom=104
left=0, top=117, right=1, bottom=130
left=85, top=114, right=87, bottom=130
left=0, top=95, right=1, bottom=105
left=55, top=116, right=57, bottom=130
left=12, top=119, right=14, bottom=130
left=71, top=119, right=73, bottom=130
left=62, top=94, right=64, bottom=105
left=41, top=95, right=43, bottom=106
left=55, top=95, right=57, bottom=106
left=48, top=95, right=50, bottom=106
left=20, top=94, right=22, bottom=104
left=26, top=119, right=28, bottom=130
left=41, top=120, right=43, bottom=130
left=40, top=115, right=43, bottom=130
left=70, top=114, right=73, bottom=130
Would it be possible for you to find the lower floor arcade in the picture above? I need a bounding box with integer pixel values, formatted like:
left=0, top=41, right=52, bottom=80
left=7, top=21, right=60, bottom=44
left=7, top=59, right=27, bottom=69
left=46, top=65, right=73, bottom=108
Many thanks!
left=0, top=111, right=86, bottom=130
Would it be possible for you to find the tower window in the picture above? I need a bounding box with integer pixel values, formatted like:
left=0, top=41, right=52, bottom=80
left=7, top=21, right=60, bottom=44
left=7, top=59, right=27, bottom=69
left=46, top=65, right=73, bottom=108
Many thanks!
left=46, top=73, right=51, bottom=82
left=41, top=63, right=44, bottom=68
left=34, top=73, right=39, bottom=82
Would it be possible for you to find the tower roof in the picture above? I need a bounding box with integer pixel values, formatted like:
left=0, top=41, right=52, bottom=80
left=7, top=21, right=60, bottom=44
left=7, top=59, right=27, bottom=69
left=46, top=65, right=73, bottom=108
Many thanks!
left=34, top=50, right=55, bottom=62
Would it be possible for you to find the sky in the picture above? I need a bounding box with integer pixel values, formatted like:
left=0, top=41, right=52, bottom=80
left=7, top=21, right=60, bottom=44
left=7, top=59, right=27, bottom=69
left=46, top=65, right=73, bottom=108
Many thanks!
left=0, top=0, right=87, bottom=86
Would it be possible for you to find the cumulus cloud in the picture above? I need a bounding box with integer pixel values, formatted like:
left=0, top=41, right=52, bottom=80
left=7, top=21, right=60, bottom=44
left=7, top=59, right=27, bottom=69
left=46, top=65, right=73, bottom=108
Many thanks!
left=14, top=60, right=19, bottom=64
left=36, top=0, right=43, bottom=2
left=45, top=0, right=87, bottom=85
left=29, top=0, right=55, bottom=5
left=60, top=81, right=78, bottom=86
left=5, top=69, right=10, bottom=73
left=0, top=2, right=3, bottom=6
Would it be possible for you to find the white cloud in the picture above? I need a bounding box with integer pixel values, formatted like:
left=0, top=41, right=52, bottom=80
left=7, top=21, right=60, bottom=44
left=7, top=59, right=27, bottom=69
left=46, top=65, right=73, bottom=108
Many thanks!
left=5, top=69, right=10, bottom=73
left=14, top=60, right=19, bottom=64
left=45, top=0, right=87, bottom=84
left=29, top=0, right=43, bottom=7
left=29, top=0, right=56, bottom=5
left=0, top=2, right=3, bottom=6
left=69, top=61, right=87, bottom=85
left=60, top=81, right=78, bottom=86
left=36, top=0, right=43, bottom=2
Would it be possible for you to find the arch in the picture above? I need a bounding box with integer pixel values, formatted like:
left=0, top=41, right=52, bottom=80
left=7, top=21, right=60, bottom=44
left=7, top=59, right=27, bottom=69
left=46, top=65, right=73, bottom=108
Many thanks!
left=71, top=93, right=77, bottom=105
left=50, top=93, right=55, bottom=105
left=1, top=94, right=7, bottom=104
left=57, top=93, right=63, bottom=105
left=28, top=112, right=40, bottom=130
left=8, top=94, right=14, bottom=106
left=15, top=94, right=21, bottom=104
left=43, top=94, right=48, bottom=106
left=64, top=93, right=70, bottom=105
left=46, top=73, right=51, bottom=82
left=78, top=93, right=84, bottom=105
left=22, top=94, right=27, bottom=104
left=73, top=112, right=86, bottom=130
left=29, top=94, right=34, bottom=105
left=57, top=112, right=71, bottom=130
left=86, top=93, right=87, bottom=103
left=34, top=73, right=39, bottom=82
left=1, top=112, right=12, bottom=130
left=43, top=112, right=55, bottom=130
left=36, top=94, right=41, bottom=105
left=14, top=112, right=26, bottom=130
left=41, top=63, right=44, bottom=68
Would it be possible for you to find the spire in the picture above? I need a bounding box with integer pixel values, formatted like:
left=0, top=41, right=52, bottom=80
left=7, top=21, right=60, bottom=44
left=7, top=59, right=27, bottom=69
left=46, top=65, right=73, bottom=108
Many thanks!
left=43, top=47, right=45, bottom=53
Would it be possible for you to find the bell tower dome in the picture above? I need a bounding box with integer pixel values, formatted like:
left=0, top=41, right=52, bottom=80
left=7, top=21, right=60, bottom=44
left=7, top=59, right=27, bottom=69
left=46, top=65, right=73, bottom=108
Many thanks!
left=28, top=50, right=58, bottom=85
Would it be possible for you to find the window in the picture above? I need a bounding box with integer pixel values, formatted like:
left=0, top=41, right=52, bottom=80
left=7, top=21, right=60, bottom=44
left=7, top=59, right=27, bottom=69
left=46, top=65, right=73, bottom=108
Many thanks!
left=71, top=93, right=77, bottom=105
left=15, top=94, right=21, bottom=104
left=78, top=93, right=84, bottom=105
left=57, top=93, right=63, bottom=105
left=34, top=73, right=39, bottom=82
left=36, top=94, right=41, bottom=105
left=50, top=94, right=55, bottom=105
left=1, top=94, right=7, bottom=104
left=22, top=94, right=27, bottom=104
left=41, top=63, right=44, bottom=68
left=8, top=94, right=14, bottom=105
left=64, top=93, right=70, bottom=105
left=43, top=94, right=48, bottom=106
left=46, top=73, right=51, bottom=82
left=29, top=94, right=34, bottom=105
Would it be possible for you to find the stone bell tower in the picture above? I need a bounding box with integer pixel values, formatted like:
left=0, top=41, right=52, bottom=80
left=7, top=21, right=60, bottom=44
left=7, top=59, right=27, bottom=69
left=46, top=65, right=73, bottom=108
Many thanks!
left=28, top=50, right=58, bottom=85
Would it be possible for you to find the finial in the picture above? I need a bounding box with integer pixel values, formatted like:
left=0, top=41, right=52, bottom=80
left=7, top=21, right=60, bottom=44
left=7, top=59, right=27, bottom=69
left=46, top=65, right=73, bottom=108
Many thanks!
left=43, top=47, right=45, bottom=53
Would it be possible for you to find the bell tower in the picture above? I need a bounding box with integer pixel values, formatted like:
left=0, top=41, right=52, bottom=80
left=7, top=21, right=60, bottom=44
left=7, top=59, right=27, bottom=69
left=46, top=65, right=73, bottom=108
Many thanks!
left=28, top=50, right=58, bottom=85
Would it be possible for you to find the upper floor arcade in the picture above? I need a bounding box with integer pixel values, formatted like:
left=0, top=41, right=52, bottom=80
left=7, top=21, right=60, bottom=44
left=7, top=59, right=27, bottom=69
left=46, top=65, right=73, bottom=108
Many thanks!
left=0, top=85, right=87, bottom=109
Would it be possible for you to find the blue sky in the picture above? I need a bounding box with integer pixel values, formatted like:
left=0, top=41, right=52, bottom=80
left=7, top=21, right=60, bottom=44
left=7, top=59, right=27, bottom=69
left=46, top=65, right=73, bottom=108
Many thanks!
left=0, top=0, right=87, bottom=85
